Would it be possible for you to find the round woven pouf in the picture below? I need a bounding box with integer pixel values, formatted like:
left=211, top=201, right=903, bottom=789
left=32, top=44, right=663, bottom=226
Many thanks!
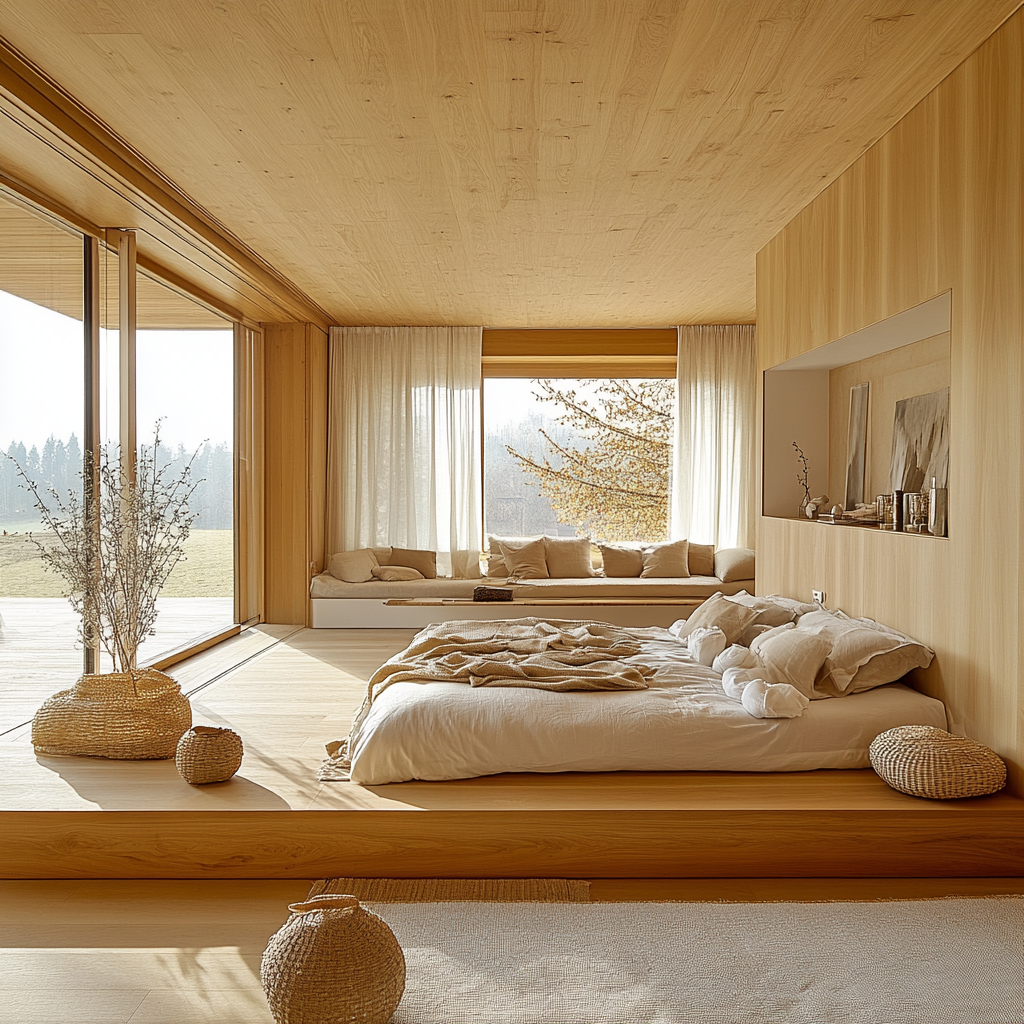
left=175, top=726, right=243, bottom=784
left=870, top=725, right=1007, bottom=799
left=261, top=894, right=405, bottom=1024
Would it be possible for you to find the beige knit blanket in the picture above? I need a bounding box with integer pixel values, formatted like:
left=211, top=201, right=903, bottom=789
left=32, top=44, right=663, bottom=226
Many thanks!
left=320, top=617, right=653, bottom=781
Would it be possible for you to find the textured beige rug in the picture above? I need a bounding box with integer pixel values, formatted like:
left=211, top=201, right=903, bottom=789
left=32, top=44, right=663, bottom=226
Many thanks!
left=309, top=877, right=591, bottom=902
left=357, top=897, right=1023, bottom=1024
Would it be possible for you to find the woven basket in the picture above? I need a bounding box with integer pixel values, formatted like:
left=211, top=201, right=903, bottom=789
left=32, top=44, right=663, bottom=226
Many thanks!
left=870, top=725, right=1007, bottom=799
left=32, top=669, right=191, bottom=760
left=175, top=726, right=244, bottom=784
left=261, top=894, right=405, bottom=1024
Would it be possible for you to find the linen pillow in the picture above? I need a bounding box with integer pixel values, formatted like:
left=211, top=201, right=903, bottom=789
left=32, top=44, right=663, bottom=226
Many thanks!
left=765, top=594, right=819, bottom=617
left=687, top=543, right=716, bottom=577
left=327, top=548, right=379, bottom=584
left=598, top=544, right=644, bottom=578
left=499, top=537, right=549, bottom=579
left=544, top=537, right=595, bottom=578
left=370, top=546, right=393, bottom=565
left=736, top=622, right=773, bottom=648
left=673, top=592, right=757, bottom=645
left=371, top=565, right=424, bottom=582
left=486, top=535, right=537, bottom=577
left=725, top=592, right=798, bottom=628
left=714, top=547, right=755, bottom=583
left=796, top=609, right=934, bottom=694
left=640, top=539, right=690, bottom=578
left=750, top=624, right=832, bottom=699
left=389, top=548, right=437, bottom=579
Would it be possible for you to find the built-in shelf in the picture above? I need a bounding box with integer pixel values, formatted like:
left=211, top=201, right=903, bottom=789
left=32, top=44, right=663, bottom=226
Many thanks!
left=782, top=517, right=948, bottom=539
left=763, top=292, right=951, bottom=538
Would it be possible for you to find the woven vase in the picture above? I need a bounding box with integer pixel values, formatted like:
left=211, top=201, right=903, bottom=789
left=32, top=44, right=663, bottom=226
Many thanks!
left=31, top=669, right=192, bottom=760
left=261, top=895, right=406, bottom=1024
left=175, top=726, right=244, bottom=784
left=870, top=725, right=1007, bottom=799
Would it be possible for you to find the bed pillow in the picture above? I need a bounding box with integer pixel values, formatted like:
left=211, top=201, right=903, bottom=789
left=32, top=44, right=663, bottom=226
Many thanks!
left=737, top=622, right=773, bottom=648
left=687, top=543, right=716, bottom=577
left=765, top=595, right=819, bottom=617
left=797, top=609, right=934, bottom=694
left=544, top=537, right=596, bottom=578
left=750, top=624, right=832, bottom=699
left=714, top=547, right=755, bottom=582
left=327, top=548, right=379, bottom=583
left=725, top=592, right=798, bottom=628
left=371, top=565, right=424, bottom=582
left=688, top=626, right=728, bottom=667
left=640, top=539, right=690, bottom=578
left=598, top=544, right=643, bottom=577
left=389, top=548, right=437, bottom=579
left=673, top=592, right=757, bottom=645
left=499, top=537, right=549, bottom=580
left=486, top=535, right=537, bottom=577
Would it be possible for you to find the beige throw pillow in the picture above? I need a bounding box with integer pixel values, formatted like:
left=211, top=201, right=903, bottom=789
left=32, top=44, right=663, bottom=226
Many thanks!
left=725, top=592, right=798, bottom=628
left=687, top=543, right=716, bottom=577
left=486, top=535, right=537, bottom=577
left=750, top=625, right=832, bottom=699
left=499, top=537, right=549, bottom=579
left=371, top=565, right=424, bottom=582
left=389, top=548, right=437, bottom=579
left=599, top=544, right=644, bottom=578
left=544, top=537, right=595, bottom=578
left=327, top=548, right=379, bottom=583
left=640, top=539, right=690, bottom=578
left=674, top=592, right=756, bottom=645
left=714, top=547, right=756, bottom=583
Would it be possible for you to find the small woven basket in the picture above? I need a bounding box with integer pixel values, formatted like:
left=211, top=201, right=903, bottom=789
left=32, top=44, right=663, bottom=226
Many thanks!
left=870, top=725, right=1007, bottom=799
left=175, top=726, right=244, bottom=784
left=261, top=894, right=405, bottom=1024
left=32, top=669, right=191, bottom=760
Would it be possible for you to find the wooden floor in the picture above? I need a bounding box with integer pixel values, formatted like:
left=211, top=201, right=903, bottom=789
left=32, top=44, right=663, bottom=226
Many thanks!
left=3, top=876, right=1023, bottom=1024
left=2, top=627, right=1022, bottom=880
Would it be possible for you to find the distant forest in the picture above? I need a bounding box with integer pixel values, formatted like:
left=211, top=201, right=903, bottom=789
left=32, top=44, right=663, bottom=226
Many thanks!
left=1, top=434, right=233, bottom=530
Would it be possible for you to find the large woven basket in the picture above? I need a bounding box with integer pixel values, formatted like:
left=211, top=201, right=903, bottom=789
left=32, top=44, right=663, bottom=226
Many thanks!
left=176, top=726, right=244, bottom=784
left=870, top=725, right=1007, bottom=799
left=261, top=894, right=405, bottom=1024
left=32, top=669, right=192, bottom=760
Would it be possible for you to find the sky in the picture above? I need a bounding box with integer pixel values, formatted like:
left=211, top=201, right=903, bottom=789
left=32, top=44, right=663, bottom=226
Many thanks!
left=0, top=290, right=233, bottom=453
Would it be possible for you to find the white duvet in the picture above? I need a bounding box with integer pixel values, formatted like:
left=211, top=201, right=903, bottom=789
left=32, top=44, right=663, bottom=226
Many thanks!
left=343, top=628, right=947, bottom=785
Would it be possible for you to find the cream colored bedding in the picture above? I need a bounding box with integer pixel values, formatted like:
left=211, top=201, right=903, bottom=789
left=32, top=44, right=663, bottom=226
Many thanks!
left=322, top=620, right=947, bottom=785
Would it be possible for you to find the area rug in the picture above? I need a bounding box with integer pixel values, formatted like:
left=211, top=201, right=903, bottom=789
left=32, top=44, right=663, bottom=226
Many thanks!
left=357, top=897, right=1023, bottom=1024
left=309, top=877, right=591, bottom=902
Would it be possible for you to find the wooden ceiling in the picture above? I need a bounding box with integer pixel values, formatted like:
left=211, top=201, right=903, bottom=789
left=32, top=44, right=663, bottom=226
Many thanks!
left=0, top=1, right=1019, bottom=327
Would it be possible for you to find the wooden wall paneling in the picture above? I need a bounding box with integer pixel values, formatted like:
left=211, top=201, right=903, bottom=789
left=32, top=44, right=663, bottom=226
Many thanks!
left=264, top=323, right=310, bottom=625
left=756, top=11, right=1024, bottom=791
left=306, top=324, right=328, bottom=608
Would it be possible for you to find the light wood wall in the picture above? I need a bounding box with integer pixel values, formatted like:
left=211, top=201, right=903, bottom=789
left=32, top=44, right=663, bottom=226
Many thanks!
left=263, top=322, right=328, bottom=625
left=756, top=12, right=1023, bottom=791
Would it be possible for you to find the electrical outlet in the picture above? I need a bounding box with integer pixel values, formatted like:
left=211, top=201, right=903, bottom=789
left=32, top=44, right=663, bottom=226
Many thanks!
left=812, top=590, right=825, bottom=606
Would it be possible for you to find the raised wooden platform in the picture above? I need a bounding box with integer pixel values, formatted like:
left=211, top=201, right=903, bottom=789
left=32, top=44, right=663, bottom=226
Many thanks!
left=2, top=627, right=1022, bottom=880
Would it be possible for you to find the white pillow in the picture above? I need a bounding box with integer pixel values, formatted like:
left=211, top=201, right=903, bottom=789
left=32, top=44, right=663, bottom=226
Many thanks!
left=688, top=626, right=727, bottom=667
left=740, top=680, right=810, bottom=719
left=712, top=644, right=757, bottom=675
left=327, top=548, right=379, bottom=583
left=750, top=624, right=832, bottom=699
left=796, top=609, right=934, bottom=694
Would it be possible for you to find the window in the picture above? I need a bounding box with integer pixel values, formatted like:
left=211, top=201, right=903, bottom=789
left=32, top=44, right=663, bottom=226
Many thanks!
left=480, top=329, right=677, bottom=544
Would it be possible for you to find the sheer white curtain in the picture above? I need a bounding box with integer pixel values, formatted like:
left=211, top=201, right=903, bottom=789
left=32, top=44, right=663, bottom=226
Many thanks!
left=327, top=326, right=482, bottom=578
left=670, top=324, right=757, bottom=550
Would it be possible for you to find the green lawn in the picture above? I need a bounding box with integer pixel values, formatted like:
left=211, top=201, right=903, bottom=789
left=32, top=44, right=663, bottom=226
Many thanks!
left=0, top=530, right=234, bottom=598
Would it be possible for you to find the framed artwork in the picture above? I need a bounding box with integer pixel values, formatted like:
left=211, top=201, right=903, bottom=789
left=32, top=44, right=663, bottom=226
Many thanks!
left=844, top=382, right=870, bottom=510
left=889, top=386, right=949, bottom=492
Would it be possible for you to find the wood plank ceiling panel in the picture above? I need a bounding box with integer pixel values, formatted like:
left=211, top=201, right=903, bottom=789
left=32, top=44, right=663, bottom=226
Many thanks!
left=0, top=0, right=1019, bottom=327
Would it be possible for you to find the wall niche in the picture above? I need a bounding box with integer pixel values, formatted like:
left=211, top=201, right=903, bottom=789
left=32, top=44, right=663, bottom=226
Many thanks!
left=762, top=292, right=951, bottom=536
